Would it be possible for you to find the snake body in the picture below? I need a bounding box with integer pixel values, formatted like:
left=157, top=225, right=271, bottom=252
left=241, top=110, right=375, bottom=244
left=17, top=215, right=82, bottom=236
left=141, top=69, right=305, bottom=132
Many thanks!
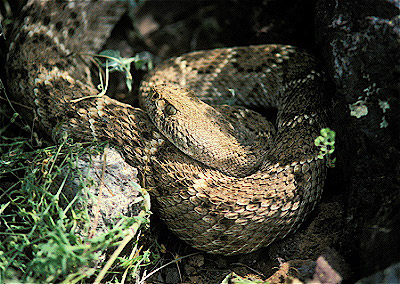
left=6, top=1, right=328, bottom=255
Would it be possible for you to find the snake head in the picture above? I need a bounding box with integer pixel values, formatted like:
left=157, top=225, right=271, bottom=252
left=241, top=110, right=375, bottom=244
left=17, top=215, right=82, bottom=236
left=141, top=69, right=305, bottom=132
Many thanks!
left=142, top=85, right=268, bottom=177
left=143, top=85, right=212, bottom=156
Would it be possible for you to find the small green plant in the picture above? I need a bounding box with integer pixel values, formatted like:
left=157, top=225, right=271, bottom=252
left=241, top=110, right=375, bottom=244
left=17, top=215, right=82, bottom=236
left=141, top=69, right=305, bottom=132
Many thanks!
left=97, top=49, right=153, bottom=92
left=314, top=128, right=336, bottom=167
left=72, top=50, right=153, bottom=103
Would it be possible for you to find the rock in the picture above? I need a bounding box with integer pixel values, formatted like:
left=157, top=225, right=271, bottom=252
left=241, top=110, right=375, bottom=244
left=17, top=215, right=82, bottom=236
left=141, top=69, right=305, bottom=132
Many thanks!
left=315, top=0, right=400, bottom=278
left=57, top=146, right=148, bottom=241
left=356, top=261, right=400, bottom=284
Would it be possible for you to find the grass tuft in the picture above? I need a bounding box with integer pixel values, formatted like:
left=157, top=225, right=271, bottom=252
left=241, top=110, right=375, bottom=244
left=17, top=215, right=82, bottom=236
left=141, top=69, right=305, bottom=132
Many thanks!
left=0, top=106, right=158, bottom=283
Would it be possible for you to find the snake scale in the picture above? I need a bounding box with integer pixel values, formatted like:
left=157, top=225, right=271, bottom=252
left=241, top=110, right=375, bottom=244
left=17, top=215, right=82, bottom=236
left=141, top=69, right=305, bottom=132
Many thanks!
left=6, top=0, right=328, bottom=255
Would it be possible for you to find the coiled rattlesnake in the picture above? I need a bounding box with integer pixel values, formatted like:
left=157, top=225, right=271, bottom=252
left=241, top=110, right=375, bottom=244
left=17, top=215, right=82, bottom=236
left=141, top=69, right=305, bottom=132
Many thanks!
left=6, top=0, right=328, bottom=255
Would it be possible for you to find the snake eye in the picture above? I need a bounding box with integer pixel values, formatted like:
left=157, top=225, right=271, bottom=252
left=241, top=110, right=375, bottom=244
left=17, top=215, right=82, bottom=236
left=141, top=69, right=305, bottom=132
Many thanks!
left=165, top=103, right=177, bottom=115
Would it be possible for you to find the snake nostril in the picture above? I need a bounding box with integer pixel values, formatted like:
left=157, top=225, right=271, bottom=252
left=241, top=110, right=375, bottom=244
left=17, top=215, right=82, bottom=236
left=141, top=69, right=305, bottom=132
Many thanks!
left=152, top=90, right=160, bottom=100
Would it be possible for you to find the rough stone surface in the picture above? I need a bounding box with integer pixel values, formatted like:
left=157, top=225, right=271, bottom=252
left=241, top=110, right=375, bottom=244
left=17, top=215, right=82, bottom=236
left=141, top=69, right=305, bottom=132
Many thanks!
left=356, top=261, right=400, bottom=284
left=58, top=146, right=143, bottom=237
left=315, top=0, right=400, bottom=279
